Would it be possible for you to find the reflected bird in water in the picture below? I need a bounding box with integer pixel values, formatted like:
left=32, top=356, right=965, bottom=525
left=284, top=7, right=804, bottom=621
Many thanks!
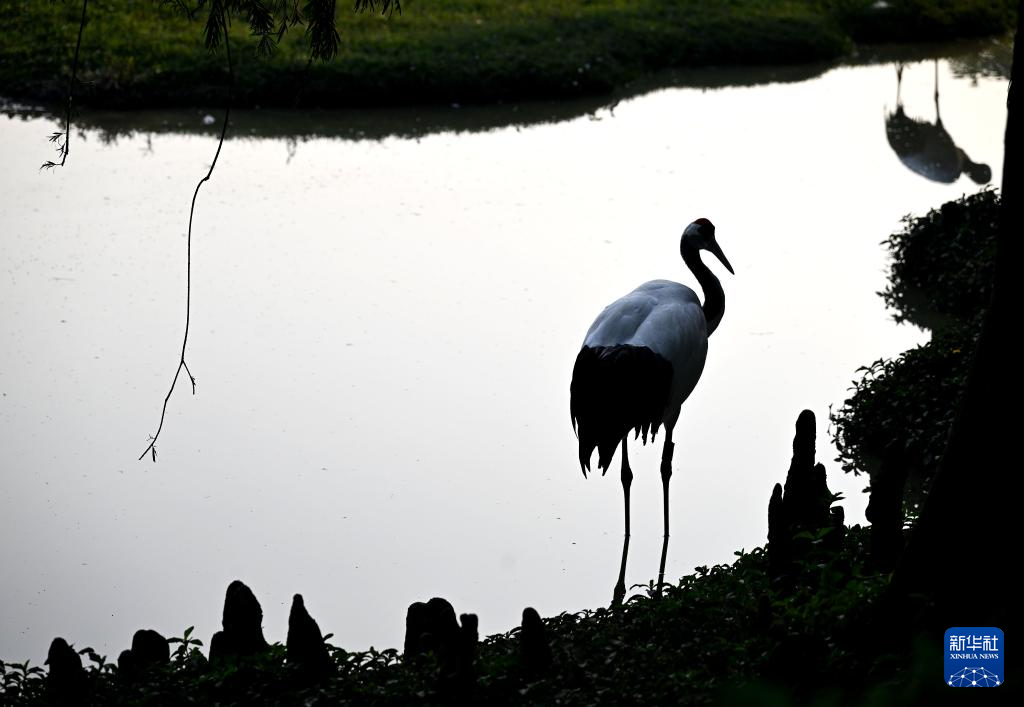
left=885, top=61, right=991, bottom=185
left=570, top=218, right=733, bottom=605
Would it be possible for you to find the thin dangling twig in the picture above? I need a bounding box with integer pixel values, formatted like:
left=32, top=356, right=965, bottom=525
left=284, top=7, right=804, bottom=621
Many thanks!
left=41, top=0, right=88, bottom=170
left=140, top=7, right=233, bottom=462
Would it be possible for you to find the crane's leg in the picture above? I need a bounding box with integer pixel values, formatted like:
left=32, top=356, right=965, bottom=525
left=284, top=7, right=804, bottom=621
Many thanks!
left=612, top=436, right=632, bottom=606
left=656, top=427, right=675, bottom=599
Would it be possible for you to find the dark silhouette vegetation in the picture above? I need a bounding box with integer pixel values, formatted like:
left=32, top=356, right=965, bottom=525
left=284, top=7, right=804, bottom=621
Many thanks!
left=0, top=1, right=1015, bottom=110
left=2, top=38, right=1009, bottom=149
left=880, top=189, right=999, bottom=330
left=880, top=0, right=1018, bottom=661
left=831, top=189, right=999, bottom=570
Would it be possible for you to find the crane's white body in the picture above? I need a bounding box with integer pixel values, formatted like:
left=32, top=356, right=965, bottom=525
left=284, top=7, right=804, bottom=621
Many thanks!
left=582, top=279, right=709, bottom=433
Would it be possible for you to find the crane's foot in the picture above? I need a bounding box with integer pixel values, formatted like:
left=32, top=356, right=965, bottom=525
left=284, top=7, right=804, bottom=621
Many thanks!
left=653, top=578, right=667, bottom=601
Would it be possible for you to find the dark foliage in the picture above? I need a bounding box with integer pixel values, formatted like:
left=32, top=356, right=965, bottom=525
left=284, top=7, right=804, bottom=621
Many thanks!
left=1, top=531, right=897, bottom=705
left=831, top=189, right=996, bottom=548
left=831, top=323, right=983, bottom=570
left=1, top=1, right=1014, bottom=110
left=832, top=0, right=1016, bottom=42
left=163, top=0, right=401, bottom=61
left=880, top=189, right=999, bottom=330
left=832, top=323, right=979, bottom=490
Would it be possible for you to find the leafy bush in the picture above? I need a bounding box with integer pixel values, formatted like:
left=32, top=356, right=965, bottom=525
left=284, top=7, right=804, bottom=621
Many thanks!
left=831, top=323, right=978, bottom=494
left=881, top=189, right=999, bottom=330
left=831, top=189, right=997, bottom=507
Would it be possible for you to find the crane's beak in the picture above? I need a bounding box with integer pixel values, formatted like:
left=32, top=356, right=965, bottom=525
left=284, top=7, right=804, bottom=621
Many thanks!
left=709, top=240, right=735, bottom=275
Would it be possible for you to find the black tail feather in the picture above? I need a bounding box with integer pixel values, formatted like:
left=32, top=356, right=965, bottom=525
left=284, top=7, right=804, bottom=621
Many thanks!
left=570, top=345, right=673, bottom=474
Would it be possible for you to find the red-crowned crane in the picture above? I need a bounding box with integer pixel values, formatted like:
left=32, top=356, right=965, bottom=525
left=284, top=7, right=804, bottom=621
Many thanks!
left=570, top=218, right=733, bottom=605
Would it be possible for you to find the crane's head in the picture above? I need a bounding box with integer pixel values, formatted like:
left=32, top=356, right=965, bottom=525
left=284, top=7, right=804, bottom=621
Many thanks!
left=682, top=218, right=734, bottom=274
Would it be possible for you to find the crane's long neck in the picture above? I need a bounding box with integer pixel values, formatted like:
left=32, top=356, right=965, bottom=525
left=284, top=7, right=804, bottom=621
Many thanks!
left=683, top=248, right=725, bottom=336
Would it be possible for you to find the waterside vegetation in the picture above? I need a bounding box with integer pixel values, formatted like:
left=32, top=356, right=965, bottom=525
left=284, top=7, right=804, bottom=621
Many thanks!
left=830, top=190, right=998, bottom=542
left=2, top=529, right=912, bottom=706
left=0, top=0, right=1017, bottom=109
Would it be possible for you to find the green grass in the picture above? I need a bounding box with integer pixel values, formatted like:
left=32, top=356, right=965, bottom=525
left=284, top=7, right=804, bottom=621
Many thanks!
left=0, top=0, right=1016, bottom=108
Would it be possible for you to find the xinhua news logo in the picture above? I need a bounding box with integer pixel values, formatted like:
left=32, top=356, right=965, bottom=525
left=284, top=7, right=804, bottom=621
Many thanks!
left=945, top=627, right=1003, bottom=686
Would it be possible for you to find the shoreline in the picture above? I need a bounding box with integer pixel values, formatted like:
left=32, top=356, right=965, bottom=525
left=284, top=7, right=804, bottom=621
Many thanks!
left=2, top=36, right=1011, bottom=145
left=0, top=1, right=1015, bottom=111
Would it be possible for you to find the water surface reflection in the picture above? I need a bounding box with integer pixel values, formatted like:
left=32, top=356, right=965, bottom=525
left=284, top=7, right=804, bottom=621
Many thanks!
left=886, top=61, right=992, bottom=184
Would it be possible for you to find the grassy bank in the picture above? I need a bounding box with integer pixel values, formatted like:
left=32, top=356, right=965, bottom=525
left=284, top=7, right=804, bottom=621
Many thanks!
left=0, top=0, right=1016, bottom=109
left=5, top=529, right=932, bottom=706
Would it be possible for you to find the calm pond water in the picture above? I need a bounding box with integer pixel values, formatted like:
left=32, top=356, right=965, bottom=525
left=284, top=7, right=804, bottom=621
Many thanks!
left=0, top=43, right=1010, bottom=664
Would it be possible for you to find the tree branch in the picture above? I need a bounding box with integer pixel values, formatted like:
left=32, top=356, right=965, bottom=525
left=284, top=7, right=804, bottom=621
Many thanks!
left=136, top=0, right=401, bottom=460
left=41, top=0, right=89, bottom=170
left=140, top=5, right=233, bottom=462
